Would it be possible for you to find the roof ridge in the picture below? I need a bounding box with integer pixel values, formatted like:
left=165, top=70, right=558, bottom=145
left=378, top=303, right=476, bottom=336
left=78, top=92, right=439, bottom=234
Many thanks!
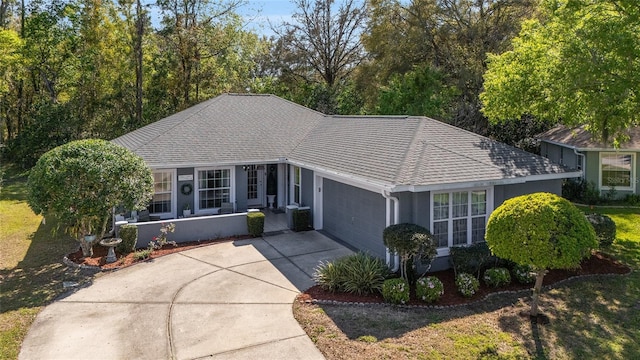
left=394, top=119, right=429, bottom=184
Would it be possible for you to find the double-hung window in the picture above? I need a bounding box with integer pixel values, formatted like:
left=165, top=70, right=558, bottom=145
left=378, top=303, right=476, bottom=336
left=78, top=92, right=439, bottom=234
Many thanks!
left=600, top=153, right=635, bottom=191
left=291, top=166, right=301, bottom=204
left=431, top=189, right=490, bottom=249
left=148, top=170, right=174, bottom=218
left=197, top=168, right=232, bottom=211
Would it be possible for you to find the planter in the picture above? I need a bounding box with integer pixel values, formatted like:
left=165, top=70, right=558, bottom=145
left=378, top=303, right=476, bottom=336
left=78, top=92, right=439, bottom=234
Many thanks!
left=84, top=234, right=97, bottom=242
left=267, top=195, right=276, bottom=209
left=183, top=209, right=191, bottom=217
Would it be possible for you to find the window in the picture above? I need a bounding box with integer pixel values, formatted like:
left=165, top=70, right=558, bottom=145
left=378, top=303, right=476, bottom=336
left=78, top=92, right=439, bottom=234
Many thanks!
left=148, top=170, right=174, bottom=216
left=431, top=189, right=490, bottom=248
left=291, top=166, right=301, bottom=204
left=600, top=153, right=635, bottom=190
left=197, top=168, right=232, bottom=211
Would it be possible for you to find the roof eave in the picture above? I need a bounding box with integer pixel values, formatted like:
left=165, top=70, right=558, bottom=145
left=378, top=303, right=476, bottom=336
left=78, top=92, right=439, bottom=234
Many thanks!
left=390, top=171, right=582, bottom=193
left=286, top=158, right=393, bottom=193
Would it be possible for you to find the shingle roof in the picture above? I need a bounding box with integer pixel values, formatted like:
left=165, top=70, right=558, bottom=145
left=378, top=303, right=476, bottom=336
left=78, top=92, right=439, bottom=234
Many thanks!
left=537, top=125, right=640, bottom=150
left=113, top=93, right=574, bottom=190
left=113, top=94, right=325, bottom=167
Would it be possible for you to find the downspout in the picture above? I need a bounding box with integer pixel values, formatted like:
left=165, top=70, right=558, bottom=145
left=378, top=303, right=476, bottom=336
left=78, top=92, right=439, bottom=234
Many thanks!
left=382, top=190, right=400, bottom=272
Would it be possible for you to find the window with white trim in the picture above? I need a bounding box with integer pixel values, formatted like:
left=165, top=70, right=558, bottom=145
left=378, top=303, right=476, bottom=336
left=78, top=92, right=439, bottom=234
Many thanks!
left=600, top=153, right=635, bottom=190
left=197, top=168, right=232, bottom=210
left=431, top=189, right=489, bottom=248
left=148, top=170, right=174, bottom=216
left=291, top=165, right=301, bottom=204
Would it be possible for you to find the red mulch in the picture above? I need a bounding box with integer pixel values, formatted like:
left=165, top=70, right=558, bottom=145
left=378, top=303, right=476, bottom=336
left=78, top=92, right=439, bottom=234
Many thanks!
left=299, top=252, right=631, bottom=307
left=66, top=235, right=253, bottom=270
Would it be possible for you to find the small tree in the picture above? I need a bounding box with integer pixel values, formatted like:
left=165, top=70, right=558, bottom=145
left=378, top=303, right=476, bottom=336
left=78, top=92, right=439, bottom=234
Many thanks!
left=485, top=192, right=597, bottom=316
left=383, top=223, right=437, bottom=282
left=27, top=139, right=154, bottom=257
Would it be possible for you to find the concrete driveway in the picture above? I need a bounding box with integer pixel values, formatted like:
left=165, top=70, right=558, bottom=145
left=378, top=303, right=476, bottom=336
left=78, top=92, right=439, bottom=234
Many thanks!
left=19, top=231, right=353, bottom=360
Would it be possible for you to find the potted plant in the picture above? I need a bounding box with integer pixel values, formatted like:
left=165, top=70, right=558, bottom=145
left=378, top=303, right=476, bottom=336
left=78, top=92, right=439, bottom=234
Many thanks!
left=183, top=203, right=191, bottom=217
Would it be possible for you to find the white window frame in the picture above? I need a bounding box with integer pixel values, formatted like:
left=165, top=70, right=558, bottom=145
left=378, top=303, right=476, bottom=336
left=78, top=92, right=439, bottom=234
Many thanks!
left=290, top=165, right=301, bottom=205
left=599, top=152, right=635, bottom=192
left=148, top=169, right=176, bottom=219
left=194, top=167, right=235, bottom=215
left=430, top=187, right=493, bottom=256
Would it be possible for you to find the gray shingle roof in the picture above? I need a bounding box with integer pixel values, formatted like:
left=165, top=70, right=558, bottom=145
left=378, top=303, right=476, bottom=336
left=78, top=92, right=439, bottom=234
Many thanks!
left=113, top=93, right=574, bottom=190
left=113, top=94, right=325, bottom=167
left=537, top=125, right=640, bottom=150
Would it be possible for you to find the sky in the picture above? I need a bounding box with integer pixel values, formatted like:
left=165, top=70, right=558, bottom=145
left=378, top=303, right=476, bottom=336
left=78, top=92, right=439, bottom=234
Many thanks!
left=238, top=0, right=296, bottom=36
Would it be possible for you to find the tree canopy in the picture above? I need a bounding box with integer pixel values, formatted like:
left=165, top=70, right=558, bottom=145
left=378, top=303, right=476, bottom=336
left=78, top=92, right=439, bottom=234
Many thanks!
left=481, top=0, right=640, bottom=143
left=1, top=0, right=557, bottom=165
left=27, top=139, right=154, bottom=256
left=485, top=192, right=597, bottom=315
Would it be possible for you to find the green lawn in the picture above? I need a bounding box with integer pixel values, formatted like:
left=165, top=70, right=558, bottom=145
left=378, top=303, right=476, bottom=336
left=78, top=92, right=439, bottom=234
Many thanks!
left=0, top=165, right=93, bottom=360
left=2, top=165, right=639, bottom=359
left=295, top=205, right=640, bottom=359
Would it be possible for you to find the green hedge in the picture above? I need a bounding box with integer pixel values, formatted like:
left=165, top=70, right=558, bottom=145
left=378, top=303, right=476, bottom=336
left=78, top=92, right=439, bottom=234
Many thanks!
left=293, top=208, right=310, bottom=231
left=117, top=224, right=138, bottom=254
left=247, top=212, right=265, bottom=237
left=586, top=213, right=616, bottom=247
left=449, top=242, right=505, bottom=279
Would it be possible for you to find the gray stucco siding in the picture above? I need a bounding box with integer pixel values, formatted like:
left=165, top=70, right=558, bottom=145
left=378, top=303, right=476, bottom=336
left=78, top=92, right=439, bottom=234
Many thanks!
left=584, top=151, right=599, bottom=189
left=322, top=179, right=387, bottom=258
left=392, top=191, right=430, bottom=229
left=494, top=179, right=563, bottom=208
left=301, top=168, right=315, bottom=209
left=541, top=142, right=579, bottom=170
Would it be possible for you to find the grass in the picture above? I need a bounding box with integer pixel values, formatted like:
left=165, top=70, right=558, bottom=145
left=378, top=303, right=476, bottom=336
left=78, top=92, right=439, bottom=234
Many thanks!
left=0, top=164, right=95, bottom=360
left=294, top=205, right=640, bottom=359
left=2, top=165, right=638, bottom=359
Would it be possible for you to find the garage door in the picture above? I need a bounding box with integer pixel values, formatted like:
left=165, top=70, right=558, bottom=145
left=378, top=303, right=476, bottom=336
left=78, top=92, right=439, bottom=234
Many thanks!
left=322, top=178, right=387, bottom=258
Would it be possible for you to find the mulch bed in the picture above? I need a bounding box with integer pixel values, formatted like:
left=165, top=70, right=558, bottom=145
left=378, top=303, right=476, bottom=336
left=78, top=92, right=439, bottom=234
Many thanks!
left=68, top=242, right=631, bottom=307
left=299, top=252, right=631, bottom=307
left=66, top=235, right=253, bottom=270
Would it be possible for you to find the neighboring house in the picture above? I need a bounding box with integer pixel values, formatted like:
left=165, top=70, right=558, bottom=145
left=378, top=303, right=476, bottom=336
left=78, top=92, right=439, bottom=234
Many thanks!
left=113, top=93, right=579, bottom=269
left=538, top=125, right=640, bottom=197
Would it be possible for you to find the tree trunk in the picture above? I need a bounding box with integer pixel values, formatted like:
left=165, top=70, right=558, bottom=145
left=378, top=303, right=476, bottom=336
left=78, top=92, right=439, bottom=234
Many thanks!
left=80, top=238, right=95, bottom=257
left=530, top=269, right=547, bottom=316
left=134, top=0, right=143, bottom=128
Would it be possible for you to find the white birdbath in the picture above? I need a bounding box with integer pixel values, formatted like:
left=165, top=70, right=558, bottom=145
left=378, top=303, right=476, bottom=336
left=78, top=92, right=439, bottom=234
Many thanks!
left=100, top=238, right=122, bottom=263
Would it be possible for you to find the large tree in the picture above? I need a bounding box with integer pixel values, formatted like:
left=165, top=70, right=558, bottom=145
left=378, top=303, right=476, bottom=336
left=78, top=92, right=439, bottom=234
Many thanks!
left=272, top=0, right=367, bottom=113
left=485, top=192, right=597, bottom=316
left=27, top=139, right=154, bottom=257
left=362, top=0, right=535, bottom=131
left=481, top=0, right=640, bottom=143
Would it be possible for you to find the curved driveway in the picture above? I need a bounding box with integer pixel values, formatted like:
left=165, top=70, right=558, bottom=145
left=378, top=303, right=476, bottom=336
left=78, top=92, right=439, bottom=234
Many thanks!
left=20, top=231, right=353, bottom=360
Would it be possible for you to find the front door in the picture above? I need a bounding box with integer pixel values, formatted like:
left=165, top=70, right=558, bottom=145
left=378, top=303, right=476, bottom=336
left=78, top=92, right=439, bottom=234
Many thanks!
left=247, top=165, right=265, bottom=208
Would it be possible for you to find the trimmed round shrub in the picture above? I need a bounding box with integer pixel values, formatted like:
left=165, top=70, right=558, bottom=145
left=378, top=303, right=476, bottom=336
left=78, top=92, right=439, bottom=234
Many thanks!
left=512, top=264, right=536, bottom=284
left=116, top=224, right=138, bottom=254
left=455, top=273, right=479, bottom=298
left=313, top=252, right=390, bottom=295
left=416, top=276, right=444, bottom=303
left=483, top=267, right=511, bottom=287
left=585, top=213, right=616, bottom=247
left=382, top=278, right=410, bottom=304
